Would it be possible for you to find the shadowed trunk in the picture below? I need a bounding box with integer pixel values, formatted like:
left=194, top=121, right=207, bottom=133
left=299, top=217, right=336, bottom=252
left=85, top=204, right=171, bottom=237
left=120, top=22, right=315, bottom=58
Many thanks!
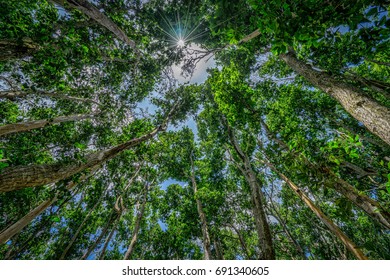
left=0, top=39, right=39, bottom=61
left=49, top=0, right=137, bottom=49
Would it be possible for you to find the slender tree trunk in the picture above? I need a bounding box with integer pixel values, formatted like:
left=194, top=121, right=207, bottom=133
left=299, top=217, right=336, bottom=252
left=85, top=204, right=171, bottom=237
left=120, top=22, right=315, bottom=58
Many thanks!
left=0, top=39, right=39, bottom=61
left=59, top=187, right=106, bottom=259
left=189, top=153, right=212, bottom=260
left=49, top=0, right=137, bottom=49
left=229, top=224, right=251, bottom=259
left=226, top=122, right=275, bottom=260
left=279, top=51, right=390, bottom=145
left=214, top=238, right=224, bottom=260
left=0, top=113, right=98, bottom=137
left=0, top=198, right=56, bottom=245
left=98, top=215, right=120, bottom=260
left=262, top=160, right=369, bottom=260
left=0, top=90, right=100, bottom=105
left=80, top=211, right=115, bottom=260
left=123, top=183, right=150, bottom=260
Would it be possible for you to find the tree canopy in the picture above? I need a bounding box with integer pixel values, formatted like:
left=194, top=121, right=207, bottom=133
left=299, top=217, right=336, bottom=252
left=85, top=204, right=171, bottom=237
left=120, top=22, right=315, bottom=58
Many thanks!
left=0, top=0, right=389, bottom=260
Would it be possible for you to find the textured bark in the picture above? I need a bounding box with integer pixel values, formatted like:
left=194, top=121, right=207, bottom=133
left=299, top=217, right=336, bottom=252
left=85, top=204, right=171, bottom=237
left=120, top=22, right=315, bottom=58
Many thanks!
left=280, top=51, right=390, bottom=145
left=49, top=0, right=136, bottom=49
left=190, top=153, right=212, bottom=260
left=0, top=113, right=97, bottom=137
left=0, top=39, right=39, bottom=61
left=123, top=183, right=150, bottom=260
left=226, top=122, right=275, bottom=260
left=0, top=90, right=101, bottom=105
left=263, top=160, right=369, bottom=260
left=0, top=126, right=161, bottom=192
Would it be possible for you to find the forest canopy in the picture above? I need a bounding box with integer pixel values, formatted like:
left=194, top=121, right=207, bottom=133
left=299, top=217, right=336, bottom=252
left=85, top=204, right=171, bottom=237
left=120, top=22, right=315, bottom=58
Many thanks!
left=0, top=0, right=389, bottom=260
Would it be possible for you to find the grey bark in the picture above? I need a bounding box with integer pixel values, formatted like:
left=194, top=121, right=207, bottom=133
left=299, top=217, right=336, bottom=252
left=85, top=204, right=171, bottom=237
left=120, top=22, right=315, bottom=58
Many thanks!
left=0, top=125, right=161, bottom=192
left=123, top=182, right=150, bottom=260
left=0, top=170, right=97, bottom=245
left=280, top=51, right=390, bottom=146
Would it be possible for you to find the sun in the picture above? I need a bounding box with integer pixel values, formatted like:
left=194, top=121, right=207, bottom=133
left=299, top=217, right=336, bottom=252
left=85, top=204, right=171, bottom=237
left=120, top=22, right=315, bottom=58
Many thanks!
left=177, top=39, right=185, bottom=48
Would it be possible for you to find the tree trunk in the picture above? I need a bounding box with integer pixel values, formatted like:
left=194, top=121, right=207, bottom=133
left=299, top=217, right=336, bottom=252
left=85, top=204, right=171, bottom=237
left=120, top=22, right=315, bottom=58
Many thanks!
left=226, top=122, right=275, bottom=260
left=263, top=160, right=369, bottom=260
left=49, top=0, right=137, bottom=49
left=189, top=153, right=212, bottom=260
left=80, top=211, right=115, bottom=260
left=0, top=39, right=39, bottom=61
left=0, top=90, right=100, bottom=105
left=229, top=223, right=251, bottom=259
left=279, top=51, right=390, bottom=145
left=0, top=125, right=163, bottom=192
left=123, top=182, right=150, bottom=260
left=0, top=169, right=97, bottom=245
left=0, top=113, right=97, bottom=137
left=59, top=187, right=106, bottom=259
left=237, top=29, right=390, bottom=144
left=0, top=198, right=56, bottom=245
left=259, top=122, right=390, bottom=230
left=98, top=215, right=120, bottom=260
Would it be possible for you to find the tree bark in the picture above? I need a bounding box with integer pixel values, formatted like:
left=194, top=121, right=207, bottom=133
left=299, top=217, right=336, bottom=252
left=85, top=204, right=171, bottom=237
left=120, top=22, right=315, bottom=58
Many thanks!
left=0, top=90, right=100, bottom=105
left=226, top=121, right=275, bottom=260
left=0, top=113, right=98, bottom=137
left=123, top=183, right=150, bottom=260
left=59, top=186, right=106, bottom=259
left=0, top=198, right=56, bottom=245
left=279, top=51, right=390, bottom=145
left=0, top=39, right=39, bottom=61
left=49, top=0, right=137, bottom=50
left=236, top=29, right=390, bottom=145
left=259, top=122, right=390, bottom=230
left=0, top=123, right=165, bottom=192
left=189, top=153, right=212, bottom=260
left=229, top=223, right=251, bottom=259
left=262, top=160, right=369, bottom=260
left=0, top=169, right=97, bottom=245
left=98, top=215, right=120, bottom=260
